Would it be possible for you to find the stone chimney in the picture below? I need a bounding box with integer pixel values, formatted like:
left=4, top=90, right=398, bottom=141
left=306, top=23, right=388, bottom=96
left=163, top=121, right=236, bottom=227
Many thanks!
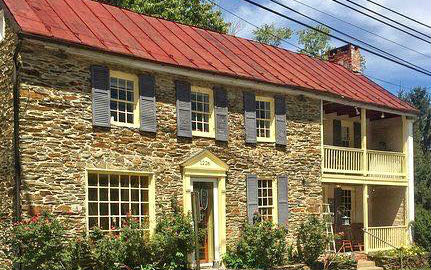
left=328, top=44, right=362, bottom=73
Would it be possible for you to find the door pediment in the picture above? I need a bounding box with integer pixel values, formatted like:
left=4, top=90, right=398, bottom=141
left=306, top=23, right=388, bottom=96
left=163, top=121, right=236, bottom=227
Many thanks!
left=181, top=149, right=228, bottom=174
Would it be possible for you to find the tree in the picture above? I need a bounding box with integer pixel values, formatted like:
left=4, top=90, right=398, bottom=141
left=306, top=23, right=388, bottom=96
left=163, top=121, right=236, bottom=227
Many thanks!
left=297, top=24, right=334, bottom=60
left=95, top=0, right=229, bottom=33
left=252, top=23, right=292, bottom=46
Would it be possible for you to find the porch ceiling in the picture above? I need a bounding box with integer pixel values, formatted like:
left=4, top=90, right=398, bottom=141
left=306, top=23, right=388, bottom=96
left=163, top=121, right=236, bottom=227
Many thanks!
left=323, top=102, right=399, bottom=121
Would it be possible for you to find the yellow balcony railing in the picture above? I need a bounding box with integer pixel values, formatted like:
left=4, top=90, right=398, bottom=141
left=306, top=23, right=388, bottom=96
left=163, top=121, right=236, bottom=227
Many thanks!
left=367, top=226, right=408, bottom=252
left=323, top=145, right=406, bottom=178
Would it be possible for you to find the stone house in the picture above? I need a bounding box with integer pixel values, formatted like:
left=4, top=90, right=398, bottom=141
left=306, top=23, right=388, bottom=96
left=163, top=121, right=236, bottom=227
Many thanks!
left=0, top=0, right=417, bottom=266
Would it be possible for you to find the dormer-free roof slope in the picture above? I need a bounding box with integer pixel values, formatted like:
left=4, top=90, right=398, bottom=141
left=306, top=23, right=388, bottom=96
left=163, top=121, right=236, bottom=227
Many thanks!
left=2, top=0, right=417, bottom=113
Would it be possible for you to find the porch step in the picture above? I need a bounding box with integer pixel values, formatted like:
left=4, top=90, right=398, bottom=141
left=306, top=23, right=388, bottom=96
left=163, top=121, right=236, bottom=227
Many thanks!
left=357, top=260, right=382, bottom=270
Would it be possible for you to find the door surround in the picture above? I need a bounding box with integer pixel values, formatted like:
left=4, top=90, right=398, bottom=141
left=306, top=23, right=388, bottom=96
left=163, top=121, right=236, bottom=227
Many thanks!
left=181, top=150, right=228, bottom=265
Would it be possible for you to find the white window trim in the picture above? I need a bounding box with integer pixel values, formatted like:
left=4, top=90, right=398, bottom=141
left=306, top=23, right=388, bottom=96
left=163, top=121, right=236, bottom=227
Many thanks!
left=85, top=169, right=156, bottom=234
left=256, top=96, right=275, bottom=143
left=109, top=70, right=140, bottom=128
left=191, top=85, right=215, bottom=138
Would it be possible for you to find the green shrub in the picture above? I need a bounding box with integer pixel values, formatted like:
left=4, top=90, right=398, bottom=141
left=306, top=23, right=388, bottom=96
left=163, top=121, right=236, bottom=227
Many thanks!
left=321, top=253, right=356, bottom=270
left=223, top=220, right=288, bottom=269
left=296, top=216, right=329, bottom=267
left=369, top=245, right=430, bottom=270
left=150, top=200, right=195, bottom=270
left=413, top=206, right=431, bottom=252
left=7, top=212, right=68, bottom=270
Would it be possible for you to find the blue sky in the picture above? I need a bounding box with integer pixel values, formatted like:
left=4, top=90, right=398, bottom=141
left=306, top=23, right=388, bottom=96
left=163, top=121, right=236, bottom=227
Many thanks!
left=214, top=0, right=430, bottom=95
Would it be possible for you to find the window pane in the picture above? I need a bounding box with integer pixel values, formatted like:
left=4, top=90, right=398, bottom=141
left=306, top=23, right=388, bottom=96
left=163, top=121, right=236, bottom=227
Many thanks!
left=110, top=189, right=119, bottom=201
left=121, top=189, right=129, bottom=201
left=88, top=174, right=97, bottom=186
left=121, top=203, right=129, bottom=215
left=110, top=203, right=119, bottom=215
left=99, top=174, right=108, bottom=186
left=89, top=203, right=98, bottom=215
left=140, top=177, right=149, bottom=188
left=100, top=203, right=108, bottom=215
left=88, top=188, right=98, bottom=201
left=131, top=176, right=139, bottom=188
left=141, top=203, right=149, bottom=215
left=100, top=217, right=109, bottom=230
left=131, top=190, right=139, bottom=202
left=110, top=175, right=119, bottom=187
left=99, top=188, right=108, bottom=201
left=89, top=217, right=98, bottom=229
left=121, top=175, right=129, bottom=187
left=131, top=203, right=139, bottom=215
left=141, top=190, right=149, bottom=202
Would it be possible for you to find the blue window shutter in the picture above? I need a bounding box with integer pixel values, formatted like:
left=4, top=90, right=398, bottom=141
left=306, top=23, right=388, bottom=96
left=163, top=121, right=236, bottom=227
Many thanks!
left=246, top=174, right=258, bottom=224
left=175, top=80, right=192, bottom=138
left=90, top=65, right=110, bottom=128
left=214, top=86, right=228, bottom=142
left=275, top=95, right=287, bottom=145
left=139, top=74, right=157, bottom=133
left=243, top=91, right=256, bottom=143
left=277, top=175, right=289, bottom=226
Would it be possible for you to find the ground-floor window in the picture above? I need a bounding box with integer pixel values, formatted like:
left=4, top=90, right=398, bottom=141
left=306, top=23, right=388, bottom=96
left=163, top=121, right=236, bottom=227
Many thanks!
left=87, top=171, right=152, bottom=232
left=341, top=189, right=352, bottom=221
left=258, top=179, right=274, bottom=221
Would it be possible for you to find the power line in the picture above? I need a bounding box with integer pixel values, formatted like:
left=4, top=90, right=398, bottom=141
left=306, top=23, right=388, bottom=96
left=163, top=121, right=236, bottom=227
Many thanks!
left=343, top=0, right=430, bottom=38
left=239, top=0, right=431, bottom=76
left=208, top=0, right=428, bottom=87
left=365, top=0, right=431, bottom=30
left=207, top=0, right=302, bottom=50
left=330, top=0, right=431, bottom=44
left=268, top=0, right=430, bottom=73
left=285, top=0, right=431, bottom=59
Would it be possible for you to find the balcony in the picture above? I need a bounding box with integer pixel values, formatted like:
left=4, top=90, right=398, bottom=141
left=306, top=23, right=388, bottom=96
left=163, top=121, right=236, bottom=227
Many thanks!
left=323, top=145, right=406, bottom=178
left=322, top=102, right=409, bottom=183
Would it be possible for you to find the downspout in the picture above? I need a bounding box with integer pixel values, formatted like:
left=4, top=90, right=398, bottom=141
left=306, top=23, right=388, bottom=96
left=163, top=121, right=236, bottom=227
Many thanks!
left=12, top=38, right=22, bottom=222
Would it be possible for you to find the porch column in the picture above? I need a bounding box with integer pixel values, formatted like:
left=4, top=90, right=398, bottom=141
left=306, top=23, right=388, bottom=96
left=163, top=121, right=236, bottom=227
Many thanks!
left=361, top=108, right=367, bottom=176
left=363, top=184, right=369, bottom=253
left=403, top=117, right=415, bottom=242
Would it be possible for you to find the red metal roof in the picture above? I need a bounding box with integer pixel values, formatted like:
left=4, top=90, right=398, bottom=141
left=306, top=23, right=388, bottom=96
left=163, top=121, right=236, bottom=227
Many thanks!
left=3, top=0, right=417, bottom=113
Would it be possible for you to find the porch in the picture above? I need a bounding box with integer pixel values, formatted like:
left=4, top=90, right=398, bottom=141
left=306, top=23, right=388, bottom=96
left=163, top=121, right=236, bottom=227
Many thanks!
left=323, top=183, right=409, bottom=253
left=322, top=102, right=409, bottom=183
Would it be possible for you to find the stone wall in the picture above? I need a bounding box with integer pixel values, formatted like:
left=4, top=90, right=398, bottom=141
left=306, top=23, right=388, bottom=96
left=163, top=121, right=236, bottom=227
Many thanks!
left=0, top=17, right=18, bottom=269
left=16, top=38, right=322, bottom=243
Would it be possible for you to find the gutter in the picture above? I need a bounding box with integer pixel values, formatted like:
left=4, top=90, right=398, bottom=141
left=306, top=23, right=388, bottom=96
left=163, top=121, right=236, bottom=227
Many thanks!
left=13, top=39, right=22, bottom=222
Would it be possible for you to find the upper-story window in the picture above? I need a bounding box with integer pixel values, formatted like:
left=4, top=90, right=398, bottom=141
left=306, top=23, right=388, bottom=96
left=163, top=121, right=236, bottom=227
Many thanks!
left=256, top=96, right=275, bottom=142
left=87, top=171, right=154, bottom=232
left=191, top=86, right=214, bottom=137
left=110, top=71, right=139, bottom=127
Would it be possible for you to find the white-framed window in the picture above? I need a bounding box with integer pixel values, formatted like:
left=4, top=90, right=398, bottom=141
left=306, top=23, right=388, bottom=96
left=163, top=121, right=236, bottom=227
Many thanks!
left=87, top=171, right=154, bottom=232
left=341, top=126, right=350, bottom=147
left=256, top=96, right=275, bottom=142
left=258, top=179, right=274, bottom=221
left=109, top=71, right=139, bottom=128
left=0, top=10, right=5, bottom=42
left=341, top=189, right=352, bottom=221
left=191, top=86, right=214, bottom=138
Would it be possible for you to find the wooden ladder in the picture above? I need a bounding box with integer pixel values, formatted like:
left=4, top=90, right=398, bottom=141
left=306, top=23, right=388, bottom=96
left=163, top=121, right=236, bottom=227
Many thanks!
left=322, top=203, right=336, bottom=253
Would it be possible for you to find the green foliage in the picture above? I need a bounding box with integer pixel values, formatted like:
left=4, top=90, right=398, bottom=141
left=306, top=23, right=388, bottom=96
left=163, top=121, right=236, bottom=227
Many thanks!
left=297, top=25, right=333, bottom=60
left=321, top=253, right=356, bottom=270
left=223, top=220, right=288, bottom=269
left=95, top=0, right=229, bottom=33
left=252, top=23, right=292, bottom=46
left=0, top=205, right=12, bottom=270
left=413, top=206, right=431, bottom=252
left=295, top=216, right=329, bottom=267
left=150, top=201, right=194, bottom=270
left=7, top=212, right=68, bottom=270
left=369, top=245, right=430, bottom=270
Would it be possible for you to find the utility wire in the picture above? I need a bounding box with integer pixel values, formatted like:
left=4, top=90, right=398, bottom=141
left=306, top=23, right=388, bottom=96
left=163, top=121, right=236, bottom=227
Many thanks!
left=285, top=0, right=431, bottom=59
left=207, top=0, right=302, bottom=50
left=239, top=0, right=431, bottom=76
left=343, top=0, right=430, bottom=38
left=330, top=0, right=431, bottom=44
left=209, top=0, right=418, bottom=93
left=365, top=0, right=431, bottom=30
left=268, top=0, right=430, bottom=73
